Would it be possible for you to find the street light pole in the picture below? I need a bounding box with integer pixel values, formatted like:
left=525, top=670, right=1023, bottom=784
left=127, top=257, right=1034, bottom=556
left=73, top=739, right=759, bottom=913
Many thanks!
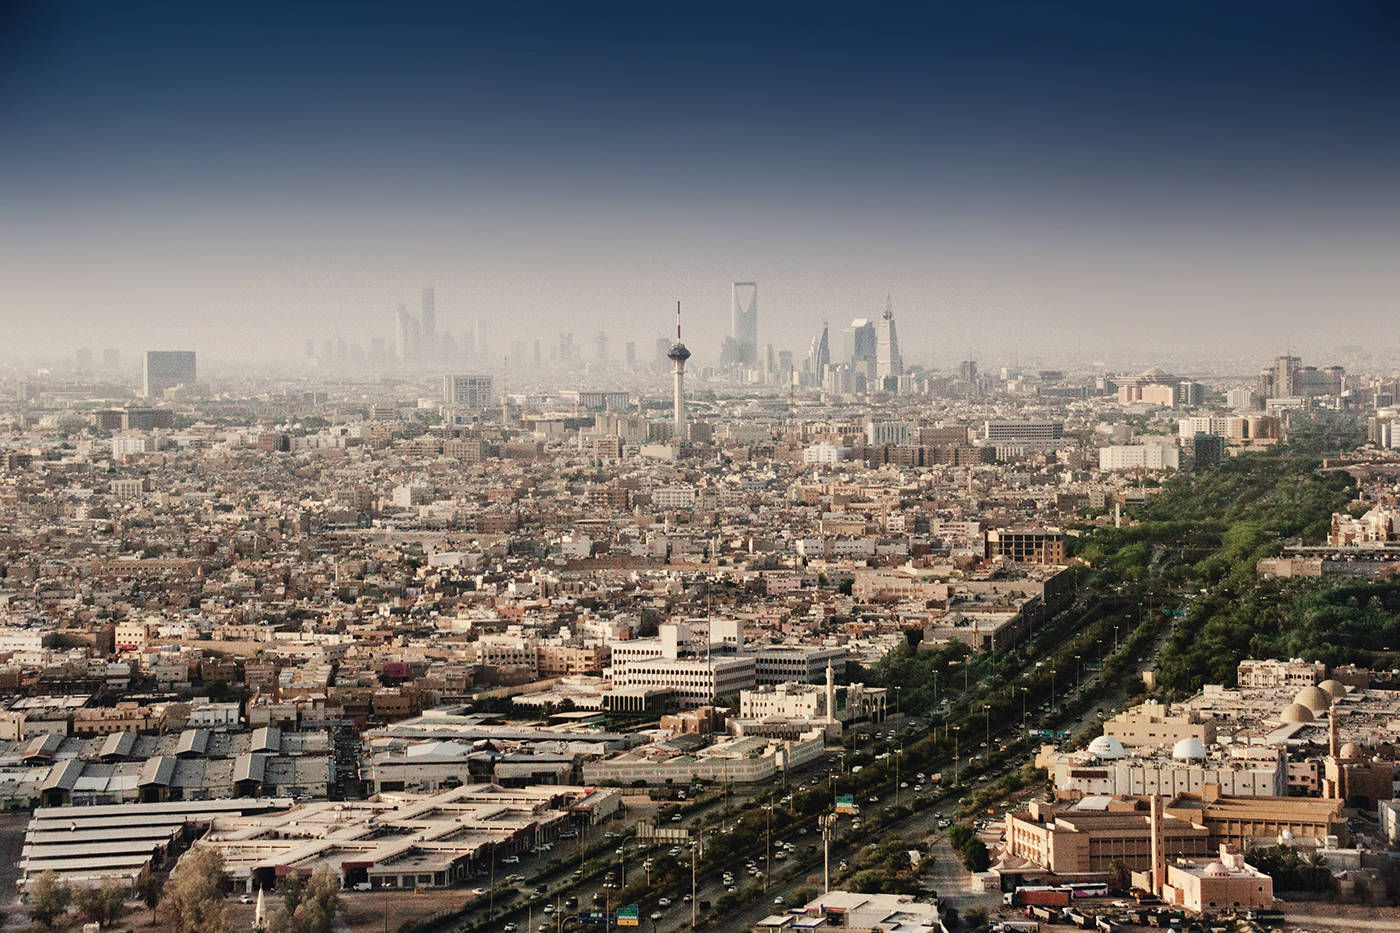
left=1076, top=654, right=1083, bottom=695
left=821, top=812, right=836, bottom=894
left=984, top=703, right=991, bottom=756
left=953, top=726, right=961, bottom=786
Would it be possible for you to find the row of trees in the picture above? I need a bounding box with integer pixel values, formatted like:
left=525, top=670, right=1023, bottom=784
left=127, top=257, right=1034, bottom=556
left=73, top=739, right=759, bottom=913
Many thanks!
left=1075, top=424, right=1366, bottom=696
left=25, top=849, right=341, bottom=933
left=946, top=824, right=991, bottom=872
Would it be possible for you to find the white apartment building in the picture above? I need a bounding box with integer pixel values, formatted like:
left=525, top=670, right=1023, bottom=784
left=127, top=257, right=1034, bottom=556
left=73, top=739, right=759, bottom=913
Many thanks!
left=109, top=478, right=145, bottom=499
left=751, top=645, right=847, bottom=685
left=739, top=682, right=827, bottom=719
left=470, top=635, right=539, bottom=673
left=186, top=701, right=241, bottom=730
left=652, top=486, right=697, bottom=509
left=612, top=655, right=757, bottom=708
left=802, top=442, right=849, bottom=465
left=111, top=434, right=156, bottom=458
left=1099, top=443, right=1180, bottom=471
left=1179, top=416, right=1247, bottom=441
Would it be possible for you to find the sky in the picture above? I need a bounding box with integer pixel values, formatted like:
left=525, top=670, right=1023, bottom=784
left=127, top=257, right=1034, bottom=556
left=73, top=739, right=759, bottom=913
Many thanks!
left=1, top=0, right=1397, bottom=368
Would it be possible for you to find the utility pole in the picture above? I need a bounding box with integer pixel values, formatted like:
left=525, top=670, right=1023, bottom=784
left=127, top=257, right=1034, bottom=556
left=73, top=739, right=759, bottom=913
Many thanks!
left=820, top=812, right=837, bottom=893
left=691, top=835, right=699, bottom=931
left=953, top=726, right=961, bottom=786
left=765, top=804, right=772, bottom=891
left=984, top=703, right=991, bottom=757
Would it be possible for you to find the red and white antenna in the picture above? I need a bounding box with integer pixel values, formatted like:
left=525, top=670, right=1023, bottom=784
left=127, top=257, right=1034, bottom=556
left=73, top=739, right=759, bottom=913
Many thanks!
left=676, top=300, right=682, bottom=341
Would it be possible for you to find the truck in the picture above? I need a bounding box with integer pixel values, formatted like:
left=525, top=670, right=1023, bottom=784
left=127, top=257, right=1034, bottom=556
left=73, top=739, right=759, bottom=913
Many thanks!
left=1028, top=905, right=1062, bottom=923
left=996, top=923, right=1040, bottom=933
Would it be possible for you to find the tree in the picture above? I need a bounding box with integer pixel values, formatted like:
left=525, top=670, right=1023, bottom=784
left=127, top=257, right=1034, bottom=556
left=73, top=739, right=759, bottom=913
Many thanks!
left=157, top=848, right=232, bottom=933
left=136, top=873, right=165, bottom=923
left=28, top=871, right=72, bottom=931
left=75, top=879, right=128, bottom=928
left=269, top=865, right=340, bottom=933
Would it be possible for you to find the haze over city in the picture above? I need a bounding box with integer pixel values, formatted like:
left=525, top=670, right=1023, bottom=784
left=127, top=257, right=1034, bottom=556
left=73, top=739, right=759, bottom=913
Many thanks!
left=7, top=8, right=1400, bottom=933
left=2, top=1, right=1398, bottom=367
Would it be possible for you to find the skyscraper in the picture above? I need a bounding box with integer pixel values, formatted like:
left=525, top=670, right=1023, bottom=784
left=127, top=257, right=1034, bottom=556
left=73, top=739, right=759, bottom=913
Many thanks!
left=729, top=281, right=758, bottom=365
left=844, top=318, right=877, bottom=374
left=142, top=350, right=196, bottom=398
left=875, top=294, right=903, bottom=383
left=395, top=305, right=420, bottom=362
left=810, top=321, right=830, bottom=376
left=420, top=286, right=437, bottom=356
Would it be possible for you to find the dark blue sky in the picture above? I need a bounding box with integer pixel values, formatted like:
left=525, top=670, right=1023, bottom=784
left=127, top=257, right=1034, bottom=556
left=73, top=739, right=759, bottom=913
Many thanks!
left=2, top=1, right=1397, bottom=364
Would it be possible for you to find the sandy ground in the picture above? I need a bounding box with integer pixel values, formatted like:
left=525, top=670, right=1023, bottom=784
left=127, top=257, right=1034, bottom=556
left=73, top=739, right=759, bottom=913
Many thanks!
left=1277, top=900, right=1400, bottom=931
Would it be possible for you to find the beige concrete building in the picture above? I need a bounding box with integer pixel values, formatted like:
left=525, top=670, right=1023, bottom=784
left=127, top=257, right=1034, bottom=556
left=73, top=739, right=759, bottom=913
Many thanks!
left=1164, top=787, right=1346, bottom=850
left=1161, top=846, right=1273, bottom=915
left=1003, top=799, right=1210, bottom=875
left=1102, top=700, right=1216, bottom=750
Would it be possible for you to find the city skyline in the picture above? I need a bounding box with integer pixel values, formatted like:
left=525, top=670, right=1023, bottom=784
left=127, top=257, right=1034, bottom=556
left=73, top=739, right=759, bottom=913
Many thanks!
left=2, top=1, right=1398, bottom=362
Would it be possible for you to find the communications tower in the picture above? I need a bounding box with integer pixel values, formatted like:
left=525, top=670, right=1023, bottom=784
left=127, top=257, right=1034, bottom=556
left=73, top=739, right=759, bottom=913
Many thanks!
left=667, top=301, right=691, bottom=440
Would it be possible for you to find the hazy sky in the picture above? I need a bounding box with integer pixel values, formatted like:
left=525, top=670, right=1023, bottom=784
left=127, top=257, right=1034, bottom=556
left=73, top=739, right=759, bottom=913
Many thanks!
left=1, top=1, right=1397, bottom=366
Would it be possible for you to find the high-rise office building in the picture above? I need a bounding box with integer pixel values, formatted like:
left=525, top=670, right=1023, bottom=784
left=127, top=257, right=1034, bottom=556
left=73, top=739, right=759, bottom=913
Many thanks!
left=810, top=321, right=831, bottom=376
left=625, top=341, right=637, bottom=368
left=595, top=331, right=608, bottom=364
left=443, top=374, right=494, bottom=409
left=75, top=348, right=93, bottom=372
left=875, top=295, right=903, bottom=383
left=844, top=318, right=877, bottom=374
left=395, top=305, right=420, bottom=362
left=101, top=348, right=120, bottom=371
left=420, top=286, right=437, bottom=353
left=728, top=281, right=758, bottom=366
left=142, top=351, right=196, bottom=398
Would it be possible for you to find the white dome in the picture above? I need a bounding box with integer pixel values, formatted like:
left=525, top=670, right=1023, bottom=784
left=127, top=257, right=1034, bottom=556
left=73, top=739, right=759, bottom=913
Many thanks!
left=1172, top=737, right=1208, bottom=760
left=1203, top=861, right=1229, bottom=877
left=1088, top=735, right=1125, bottom=760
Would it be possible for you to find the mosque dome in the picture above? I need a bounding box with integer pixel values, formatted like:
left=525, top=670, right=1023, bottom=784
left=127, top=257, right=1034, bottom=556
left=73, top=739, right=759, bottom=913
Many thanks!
left=1279, top=703, right=1314, bottom=724
left=1319, top=679, right=1348, bottom=699
left=1172, top=737, right=1208, bottom=760
left=1087, top=735, right=1126, bottom=760
left=1339, top=742, right=1362, bottom=760
left=1294, top=686, right=1332, bottom=712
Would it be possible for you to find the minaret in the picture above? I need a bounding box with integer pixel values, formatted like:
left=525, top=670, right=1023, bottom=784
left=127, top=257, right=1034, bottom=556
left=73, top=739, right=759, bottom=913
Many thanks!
left=825, top=662, right=836, bottom=724
left=667, top=301, right=691, bottom=441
